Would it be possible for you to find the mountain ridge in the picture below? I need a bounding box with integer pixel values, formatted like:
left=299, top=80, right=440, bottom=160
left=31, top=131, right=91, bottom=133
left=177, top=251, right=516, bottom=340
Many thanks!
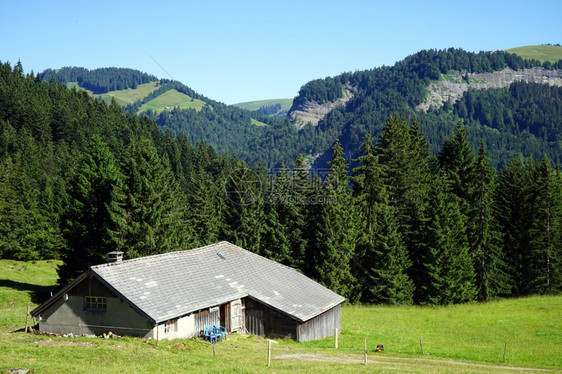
left=37, top=45, right=562, bottom=169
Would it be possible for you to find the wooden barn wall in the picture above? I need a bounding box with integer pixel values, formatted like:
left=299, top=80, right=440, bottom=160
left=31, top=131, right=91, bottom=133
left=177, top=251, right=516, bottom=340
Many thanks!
left=68, top=275, right=114, bottom=298
left=193, top=308, right=220, bottom=336
left=296, top=304, right=341, bottom=342
left=244, top=298, right=297, bottom=340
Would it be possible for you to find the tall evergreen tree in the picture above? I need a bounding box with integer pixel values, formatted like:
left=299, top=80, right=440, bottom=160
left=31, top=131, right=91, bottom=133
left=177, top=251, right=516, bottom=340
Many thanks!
left=495, top=158, right=534, bottom=295
left=526, top=157, right=562, bottom=294
left=222, top=162, right=265, bottom=254
left=469, top=142, right=511, bottom=300
left=376, top=115, right=431, bottom=299
left=418, top=174, right=476, bottom=305
left=58, top=135, right=121, bottom=285
left=111, top=138, right=190, bottom=258
left=260, top=163, right=305, bottom=267
left=352, top=134, right=413, bottom=304
left=312, top=141, right=358, bottom=300
left=438, top=121, right=475, bottom=206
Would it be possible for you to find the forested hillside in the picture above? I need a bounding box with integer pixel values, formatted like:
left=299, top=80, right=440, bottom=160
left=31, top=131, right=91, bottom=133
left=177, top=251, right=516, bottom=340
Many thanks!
left=291, top=48, right=562, bottom=168
left=39, top=67, right=335, bottom=169
left=41, top=67, right=158, bottom=94
left=39, top=48, right=562, bottom=170
left=1, top=61, right=560, bottom=304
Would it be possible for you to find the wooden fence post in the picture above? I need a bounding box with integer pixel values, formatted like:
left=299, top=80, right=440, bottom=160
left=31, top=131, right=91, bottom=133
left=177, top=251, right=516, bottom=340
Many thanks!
left=503, top=341, right=507, bottom=363
left=420, top=339, right=424, bottom=355
left=335, top=328, right=338, bottom=349
left=25, top=304, right=30, bottom=333
left=267, top=339, right=278, bottom=367
left=156, top=325, right=159, bottom=347
left=364, top=337, right=367, bottom=365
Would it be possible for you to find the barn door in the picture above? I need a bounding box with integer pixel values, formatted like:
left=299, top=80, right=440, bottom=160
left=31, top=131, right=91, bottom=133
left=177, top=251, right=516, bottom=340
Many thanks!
left=230, top=300, right=242, bottom=332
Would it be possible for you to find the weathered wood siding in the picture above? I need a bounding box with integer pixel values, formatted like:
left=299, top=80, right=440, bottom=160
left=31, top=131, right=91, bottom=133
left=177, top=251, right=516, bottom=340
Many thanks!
left=193, top=307, right=220, bottom=337
left=296, top=303, right=341, bottom=342
left=244, top=298, right=297, bottom=340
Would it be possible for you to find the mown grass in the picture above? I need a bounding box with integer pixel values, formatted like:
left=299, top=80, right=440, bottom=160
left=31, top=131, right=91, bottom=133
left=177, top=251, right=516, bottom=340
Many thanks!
left=0, top=259, right=560, bottom=373
left=303, top=298, right=561, bottom=369
left=98, top=81, right=161, bottom=105
left=506, top=45, right=562, bottom=63
left=138, top=89, right=206, bottom=113
left=66, top=81, right=161, bottom=107
left=232, top=98, right=293, bottom=112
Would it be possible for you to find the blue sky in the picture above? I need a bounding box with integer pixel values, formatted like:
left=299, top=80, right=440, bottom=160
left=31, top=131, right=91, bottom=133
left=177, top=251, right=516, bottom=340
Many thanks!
left=2, top=0, right=561, bottom=104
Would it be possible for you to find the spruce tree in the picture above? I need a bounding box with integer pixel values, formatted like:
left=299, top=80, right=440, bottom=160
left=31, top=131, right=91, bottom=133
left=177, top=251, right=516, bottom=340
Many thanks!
left=58, top=135, right=121, bottom=284
left=469, top=142, right=511, bottom=300
left=260, top=163, right=304, bottom=267
left=185, top=170, right=224, bottom=246
left=312, top=141, right=358, bottom=300
left=222, top=161, right=265, bottom=254
left=526, top=156, right=562, bottom=294
left=495, top=158, right=534, bottom=295
left=438, top=121, right=475, bottom=207
left=376, top=115, right=431, bottom=300
left=352, top=134, right=413, bottom=304
left=111, top=138, right=190, bottom=258
left=418, top=174, right=476, bottom=305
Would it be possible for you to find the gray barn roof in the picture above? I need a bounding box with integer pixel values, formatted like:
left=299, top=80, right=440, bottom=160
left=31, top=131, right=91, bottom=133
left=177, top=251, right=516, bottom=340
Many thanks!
left=84, top=241, right=344, bottom=324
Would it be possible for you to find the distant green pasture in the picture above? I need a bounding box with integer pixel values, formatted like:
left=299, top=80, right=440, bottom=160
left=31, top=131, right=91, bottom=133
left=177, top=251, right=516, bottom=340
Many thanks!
left=506, top=45, right=562, bottom=63
left=138, top=89, right=206, bottom=113
left=233, top=98, right=293, bottom=112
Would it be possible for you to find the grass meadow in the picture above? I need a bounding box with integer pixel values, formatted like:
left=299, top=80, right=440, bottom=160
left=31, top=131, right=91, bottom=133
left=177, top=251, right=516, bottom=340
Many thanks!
left=232, top=98, right=293, bottom=112
left=137, top=89, right=206, bottom=113
left=506, top=45, right=562, bottom=63
left=0, top=259, right=560, bottom=373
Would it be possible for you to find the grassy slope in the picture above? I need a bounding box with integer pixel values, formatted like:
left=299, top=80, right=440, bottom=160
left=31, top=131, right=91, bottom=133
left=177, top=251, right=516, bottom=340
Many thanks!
left=138, top=89, right=206, bottom=113
left=506, top=45, right=562, bottom=63
left=0, top=260, right=59, bottom=327
left=232, top=98, right=293, bottom=112
left=66, top=81, right=207, bottom=113
left=0, top=260, right=560, bottom=373
left=97, top=81, right=161, bottom=105
left=66, top=81, right=161, bottom=107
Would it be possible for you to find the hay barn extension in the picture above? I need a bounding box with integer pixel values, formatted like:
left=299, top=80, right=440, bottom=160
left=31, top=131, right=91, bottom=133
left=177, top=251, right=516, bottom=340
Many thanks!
left=31, top=242, right=344, bottom=342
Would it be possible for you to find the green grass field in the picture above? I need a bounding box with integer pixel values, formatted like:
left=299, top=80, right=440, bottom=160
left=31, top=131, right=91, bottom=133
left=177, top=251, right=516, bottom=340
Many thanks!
left=506, top=45, right=562, bottom=63
left=232, top=98, right=293, bottom=112
left=98, top=81, right=161, bottom=105
left=137, top=89, right=207, bottom=113
left=1, top=259, right=560, bottom=373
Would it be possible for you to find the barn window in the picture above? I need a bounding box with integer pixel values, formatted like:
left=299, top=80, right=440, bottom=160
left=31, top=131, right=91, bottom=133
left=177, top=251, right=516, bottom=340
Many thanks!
left=165, top=319, right=177, bottom=334
left=85, top=296, right=107, bottom=311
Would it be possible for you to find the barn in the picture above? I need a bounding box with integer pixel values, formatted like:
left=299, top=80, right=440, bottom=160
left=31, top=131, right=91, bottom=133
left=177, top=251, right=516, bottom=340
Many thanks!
left=31, top=241, right=344, bottom=342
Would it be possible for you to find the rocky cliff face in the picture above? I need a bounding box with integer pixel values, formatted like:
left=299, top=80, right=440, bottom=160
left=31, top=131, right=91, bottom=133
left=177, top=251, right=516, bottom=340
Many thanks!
left=289, top=67, right=562, bottom=128
left=417, top=67, right=562, bottom=111
left=289, top=87, right=354, bottom=129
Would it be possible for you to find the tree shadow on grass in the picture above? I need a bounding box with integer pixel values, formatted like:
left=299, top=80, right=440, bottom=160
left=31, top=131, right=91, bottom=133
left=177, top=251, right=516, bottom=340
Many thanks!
left=0, top=279, right=59, bottom=304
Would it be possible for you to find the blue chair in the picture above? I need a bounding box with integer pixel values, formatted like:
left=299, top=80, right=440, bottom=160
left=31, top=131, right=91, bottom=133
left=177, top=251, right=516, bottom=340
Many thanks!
left=213, top=323, right=227, bottom=341
left=204, top=325, right=218, bottom=344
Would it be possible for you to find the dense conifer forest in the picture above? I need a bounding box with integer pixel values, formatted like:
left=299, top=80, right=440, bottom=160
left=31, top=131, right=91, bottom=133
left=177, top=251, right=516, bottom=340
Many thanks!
left=1, top=60, right=560, bottom=304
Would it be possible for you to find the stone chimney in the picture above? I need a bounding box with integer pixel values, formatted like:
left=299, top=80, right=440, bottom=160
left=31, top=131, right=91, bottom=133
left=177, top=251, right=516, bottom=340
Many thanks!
left=107, top=251, right=124, bottom=263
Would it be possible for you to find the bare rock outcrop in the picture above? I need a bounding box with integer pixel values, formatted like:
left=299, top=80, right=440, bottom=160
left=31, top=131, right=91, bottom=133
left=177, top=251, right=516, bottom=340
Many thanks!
left=289, top=87, right=354, bottom=129
left=417, top=67, right=562, bottom=112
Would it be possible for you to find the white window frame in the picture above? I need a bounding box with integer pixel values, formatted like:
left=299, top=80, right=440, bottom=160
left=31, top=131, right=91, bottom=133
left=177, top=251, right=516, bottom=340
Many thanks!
left=164, top=319, right=177, bottom=334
